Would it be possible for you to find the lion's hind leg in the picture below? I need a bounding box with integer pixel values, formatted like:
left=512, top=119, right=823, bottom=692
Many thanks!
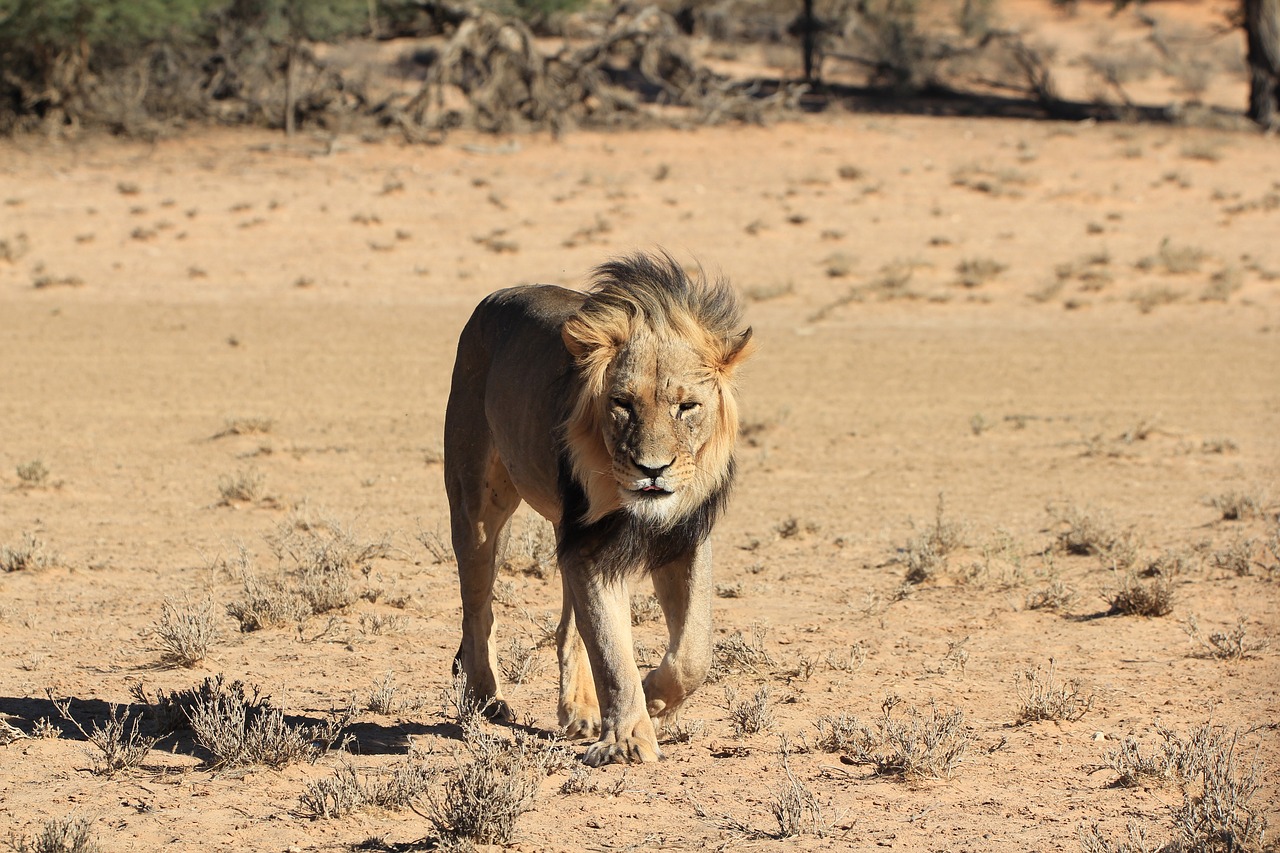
left=446, top=447, right=520, bottom=723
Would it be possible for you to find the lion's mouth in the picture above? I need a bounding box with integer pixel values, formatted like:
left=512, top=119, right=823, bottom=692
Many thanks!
left=634, top=482, right=673, bottom=496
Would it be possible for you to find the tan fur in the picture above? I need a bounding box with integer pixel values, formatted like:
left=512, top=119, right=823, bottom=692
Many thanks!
left=444, top=252, right=751, bottom=765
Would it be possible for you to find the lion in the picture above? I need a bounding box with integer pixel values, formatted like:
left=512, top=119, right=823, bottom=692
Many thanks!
left=443, top=251, right=754, bottom=765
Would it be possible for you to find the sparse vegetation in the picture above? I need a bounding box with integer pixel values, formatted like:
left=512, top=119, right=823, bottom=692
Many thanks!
left=708, top=624, right=774, bottom=682
left=217, top=467, right=265, bottom=504
left=9, top=816, right=101, bottom=853
left=1183, top=615, right=1267, bottom=661
left=955, top=257, right=1007, bottom=288
left=1105, top=570, right=1175, bottom=618
left=152, top=597, right=219, bottom=667
left=1208, top=490, right=1266, bottom=521
left=15, top=459, right=49, bottom=487
left=1094, top=723, right=1268, bottom=852
left=903, top=494, right=967, bottom=584
left=1, top=532, right=57, bottom=572
left=824, top=696, right=970, bottom=782
left=186, top=675, right=353, bottom=769
left=726, top=686, right=775, bottom=737
left=1050, top=504, right=1140, bottom=570
left=427, top=728, right=568, bottom=847
left=1014, top=660, right=1094, bottom=723
left=50, top=698, right=157, bottom=777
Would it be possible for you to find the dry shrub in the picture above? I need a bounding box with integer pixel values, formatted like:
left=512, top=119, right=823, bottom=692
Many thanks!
left=903, top=494, right=967, bottom=584
left=152, top=597, right=219, bottom=668
left=50, top=697, right=157, bottom=778
left=212, top=416, right=273, bottom=439
left=15, top=459, right=49, bottom=487
left=217, top=467, right=265, bottom=503
left=955, top=257, right=1007, bottom=288
left=428, top=728, right=567, bottom=846
left=499, top=635, right=543, bottom=685
left=708, top=624, right=774, bottom=682
left=9, top=816, right=101, bottom=853
left=299, top=759, right=436, bottom=819
left=630, top=592, right=663, bottom=625
left=1208, top=490, right=1267, bottom=521
left=1014, top=660, right=1094, bottom=724
left=1105, top=571, right=1174, bottom=617
left=1026, top=578, right=1077, bottom=612
left=1182, top=615, right=1268, bottom=661
left=1, top=532, right=58, bottom=572
left=771, top=741, right=825, bottom=838
left=1050, top=504, right=1140, bottom=570
left=827, top=696, right=970, bottom=782
left=268, top=517, right=393, bottom=616
left=132, top=674, right=268, bottom=736
left=366, top=671, right=399, bottom=714
left=187, top=675, right=353, bottom=769
left=1095, top=724, right=1268, bottom=852
left=395, top=6, right=797, bottom=139
left=725, top=686, right=774, bottom=738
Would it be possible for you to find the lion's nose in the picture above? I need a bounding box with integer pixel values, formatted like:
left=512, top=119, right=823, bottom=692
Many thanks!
left=634, top=458, right=674, bottom=479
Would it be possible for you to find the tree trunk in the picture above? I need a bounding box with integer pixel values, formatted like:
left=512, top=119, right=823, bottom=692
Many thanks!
left=284, top=42, right=296, bottom=137
left=1244, top=0, right=1280, bottom=127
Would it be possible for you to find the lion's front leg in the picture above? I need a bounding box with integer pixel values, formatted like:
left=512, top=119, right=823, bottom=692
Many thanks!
left=556, top=572, right=600, bottom=739
left=644, top=542, right=713, bottom=719
left=563, top=562, right=660, bottom=766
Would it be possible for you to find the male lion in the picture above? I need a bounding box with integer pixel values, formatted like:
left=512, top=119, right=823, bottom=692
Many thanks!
left=444, top=251, right=753, bottom=765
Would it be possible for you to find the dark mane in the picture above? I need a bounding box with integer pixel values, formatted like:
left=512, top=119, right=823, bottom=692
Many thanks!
left=580, top=251, right=744, bottom=344
left=556, top=453, right=736, bottom=581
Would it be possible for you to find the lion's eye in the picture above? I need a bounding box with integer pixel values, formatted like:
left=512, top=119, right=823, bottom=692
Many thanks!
left=677, top=401, right=701, bottom=417
left=611, top=397, right=632, bottom=413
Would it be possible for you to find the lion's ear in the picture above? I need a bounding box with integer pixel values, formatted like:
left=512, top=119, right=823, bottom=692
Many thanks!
left=717, top=327, right=754, bottom=374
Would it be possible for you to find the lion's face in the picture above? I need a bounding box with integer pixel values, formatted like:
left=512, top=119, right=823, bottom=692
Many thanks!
left=601, top=328, right=722, bottom=525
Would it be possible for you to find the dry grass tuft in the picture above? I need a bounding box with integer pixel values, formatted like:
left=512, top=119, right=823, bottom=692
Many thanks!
left=630, top=593, right=663, bottom=625
left=499, top=635, right=543, bottom=685
left=725, top=686, right=775, bottom=738
left=269, top=518, right=393, bottom=617
left=1207, top=489, right=1267, bottom=521
left=187, top=675, right=353, bottom=769
left=50, top=697, right=158, bottom=777
left=708, top=624, right=774, bottom=682
left=955, top=257, right=1008, bottom=288
left=1014, top=660, right=1094, bottom=724
left=152, top=597, right=219, bottom=668
left=212, top=416, right=274, bottom=439
left=1105, top=570, right=1175, bottom=617
left=771, top=739, right=825, bottom=838
left=903, top=495, right=967, bottom=584
left=827, top=696, right=970, bottom=782
left=427, top=728, right=568, bottom=847
left=15, top=458, right=50, bottom=487
left=1182, top=615, right=1268, bottom=661
left=217, top=467, right=265, bottom=504
left=1050, top=504, right=1140, bottom=570
left=1026, top=578, right=1077, bottom=612
left=1, top=532, right=58, bottom=572
left=298, top=759, right=436, bottom=819
left=9, top=816, right=101, bottom=853
left=1095, top=723, right=1268, bottom=852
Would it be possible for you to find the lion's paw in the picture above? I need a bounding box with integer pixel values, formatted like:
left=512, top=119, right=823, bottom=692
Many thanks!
left=582, top=734, right=660, bottom=766
left=559, top=703, right=601, bottom=740
left=480, top=698, right=514, bottom=724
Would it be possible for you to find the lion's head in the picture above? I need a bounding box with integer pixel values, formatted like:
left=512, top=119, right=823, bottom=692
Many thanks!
left=561, top=252, right=754, bottom=529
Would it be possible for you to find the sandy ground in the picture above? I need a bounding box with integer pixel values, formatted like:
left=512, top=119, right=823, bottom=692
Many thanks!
left=1, top=87, right=1279, bottom=852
